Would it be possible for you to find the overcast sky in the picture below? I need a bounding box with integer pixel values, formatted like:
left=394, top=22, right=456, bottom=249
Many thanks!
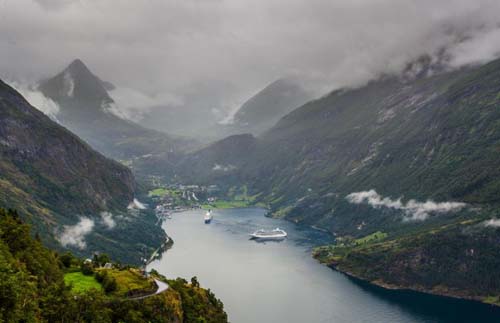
left=2, top=0, right=500, bottom=118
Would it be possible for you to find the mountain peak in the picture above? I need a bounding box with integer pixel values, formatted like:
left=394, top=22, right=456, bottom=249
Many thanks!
left=230, top=77, right=312, bottom=135
left=63, top=58, right=101, bottom=86
left=65, top=58, right=91, bottom=75
left=39, top=58, right=112, bottom=104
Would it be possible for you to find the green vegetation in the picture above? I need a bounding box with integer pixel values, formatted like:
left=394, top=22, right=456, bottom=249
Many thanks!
left=200, top=185, right=268, bottom=209
left=168, top=277, right=228, bottom=323
left=64, top=272, right=103, bottom=293
left=202, top=200, right=252, bottom=209
left=148, top=187, right=171, bottom=197
left=354, top=231, right=388, bottom=245
left=0, top=207, right=228, bottom=322
left=314, top=219, right=500, bottom=306
left=103, top=268, right=155, bottom=297
left=484, top=296, right=500, bottom=305
left=272, top=205, right=294, bottom=218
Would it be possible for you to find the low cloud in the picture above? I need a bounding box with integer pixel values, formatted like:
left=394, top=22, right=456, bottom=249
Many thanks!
left=212, top=164, right=236, bottom=172
left=346, top=189, right=467, bottom=221
left=482, top=218, right=500, bottom=228
left=449, top=27, right=500, bottom=68
left=8, top=81, right=60, bottom=120
left=128, top=198, right=147, bottom=210
left=100, top=211, right=116, bottom=229
left=4, top=0, right=500, bottom=121
left=108, top=87, right=183, bottom=122
left=58, top=217, right=95, bottom=249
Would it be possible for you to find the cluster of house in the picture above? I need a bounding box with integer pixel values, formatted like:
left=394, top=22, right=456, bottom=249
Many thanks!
left=83, top=257, right=113, bottom=269
left=155, top=203, right=175, bottom=217
left=151, top=184, right=220, bottom=217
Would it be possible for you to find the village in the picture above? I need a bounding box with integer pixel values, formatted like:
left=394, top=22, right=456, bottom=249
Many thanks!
left=149, top=183, right=221, bottom=218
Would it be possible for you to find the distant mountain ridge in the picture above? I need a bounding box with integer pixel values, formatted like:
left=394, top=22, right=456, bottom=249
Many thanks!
left=233, top=79, right=312, bottom=132
left=38, top=59, right=196, bottom=161
left=220, top=78, right=313, bottom=137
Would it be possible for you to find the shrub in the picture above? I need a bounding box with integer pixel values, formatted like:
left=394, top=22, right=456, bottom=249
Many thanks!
left=81, top=263, right=94, bottom=276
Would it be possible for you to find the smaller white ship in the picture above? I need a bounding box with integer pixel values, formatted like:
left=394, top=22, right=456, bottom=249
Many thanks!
left=204, top=210, right=213, bottom=224
left=250, top=228, right=287, bottom=240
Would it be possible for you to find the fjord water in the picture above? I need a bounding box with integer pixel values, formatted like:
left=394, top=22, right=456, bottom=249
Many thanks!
left=149, top=208, right=500, bottom=323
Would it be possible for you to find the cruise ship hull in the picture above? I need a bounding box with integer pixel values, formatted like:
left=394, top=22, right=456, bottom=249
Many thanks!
left=250, top=234, right=286, bottom=241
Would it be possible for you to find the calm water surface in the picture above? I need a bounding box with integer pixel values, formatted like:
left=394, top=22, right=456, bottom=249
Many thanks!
left=149, top=208, right=500, bottom=323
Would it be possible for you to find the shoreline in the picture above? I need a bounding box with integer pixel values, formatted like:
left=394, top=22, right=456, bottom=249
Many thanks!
left=151, top=207, right=498, bottom=309
left=147, top=233, right=174, bottom=266
left=323, top=262, right=500, bottom=308
left=276, top=213, right=500, bottom=309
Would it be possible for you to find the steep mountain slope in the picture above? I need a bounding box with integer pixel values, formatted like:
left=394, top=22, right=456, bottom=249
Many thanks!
left=172, top=58, right=500, bottom=303
left=0, top=79, right=165, bottom=262
left=227, top=78, right=313, bottom=136
left=38, top=59, right=194, bottom=161
left=250, top=61, right=500, bottom=230
left=251, top=58, right=500, bottom=304
left=176, top=58, right=500, bottom=232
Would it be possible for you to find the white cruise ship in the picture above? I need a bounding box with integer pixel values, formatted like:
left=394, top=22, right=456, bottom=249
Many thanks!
left=204, top=210, right=213, bottom=224
left=250, top=228, right=287, bottom=240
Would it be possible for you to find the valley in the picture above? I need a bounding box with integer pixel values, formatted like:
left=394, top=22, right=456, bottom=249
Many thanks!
left=150, top=55, right=500, bottom=308
left=149, top=208, right=500, bottom=323
left=2, top=2, right=500, bottom=321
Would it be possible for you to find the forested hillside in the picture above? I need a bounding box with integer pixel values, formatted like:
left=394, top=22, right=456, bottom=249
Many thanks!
left=0, top=208, right=227, bottom=322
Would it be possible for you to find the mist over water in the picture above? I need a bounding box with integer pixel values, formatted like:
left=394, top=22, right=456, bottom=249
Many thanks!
left=149, top=208, right=500, bottom=323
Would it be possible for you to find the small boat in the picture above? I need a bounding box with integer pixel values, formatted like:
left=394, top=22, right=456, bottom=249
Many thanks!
left=204, top=210, right=213, bottom=224
left=250, top=228, right=287, bottom=240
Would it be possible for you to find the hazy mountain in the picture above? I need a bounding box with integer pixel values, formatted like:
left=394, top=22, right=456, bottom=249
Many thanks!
left=0, top=79, right=165, bottom=262
left=38, top=59, right=195, bottom=161
left=176, top=134, right=257, bottom=184
left=134, top=78, right=312, bottom=141
left=137, top=81, right=232, bottom=139
left=214, top=78, right=313, bottom=137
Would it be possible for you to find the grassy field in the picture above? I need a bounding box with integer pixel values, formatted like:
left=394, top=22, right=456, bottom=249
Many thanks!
left=201, top=200, right=251, bottom=209
left=148, top=187, right=170, bottom=197
left=103, top=268, right=155, bottom=297
left=354, top=231, right=388, bottom=245
left=64, top=272, right=102, bottom=293
left=313, top=231, right=389, bottom=264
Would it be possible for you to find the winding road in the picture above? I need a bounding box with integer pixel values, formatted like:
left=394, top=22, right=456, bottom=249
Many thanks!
left=129, top=279, right=169, bottom=300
